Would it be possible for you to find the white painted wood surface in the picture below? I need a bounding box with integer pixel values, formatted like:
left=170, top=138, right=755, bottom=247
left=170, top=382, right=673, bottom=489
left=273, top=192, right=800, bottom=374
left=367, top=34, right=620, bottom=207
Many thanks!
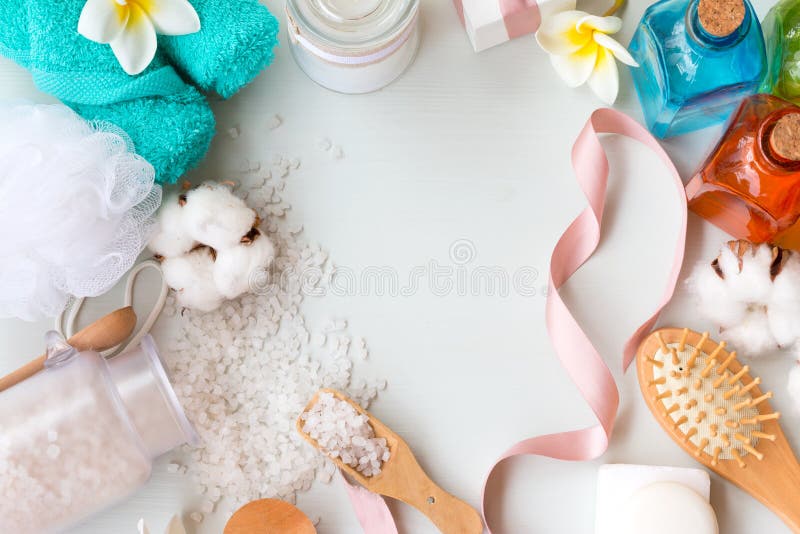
left=0, top=0, right=795, bottom=532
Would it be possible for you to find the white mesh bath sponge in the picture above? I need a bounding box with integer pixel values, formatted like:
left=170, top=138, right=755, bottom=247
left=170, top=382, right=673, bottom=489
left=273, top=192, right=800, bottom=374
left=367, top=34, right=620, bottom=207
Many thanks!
left=0, top=103, right=161, bottom=321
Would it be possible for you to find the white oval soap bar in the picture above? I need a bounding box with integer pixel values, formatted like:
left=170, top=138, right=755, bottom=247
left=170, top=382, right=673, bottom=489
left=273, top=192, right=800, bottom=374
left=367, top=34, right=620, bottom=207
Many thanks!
left=620, top=482, right=718, bottom=534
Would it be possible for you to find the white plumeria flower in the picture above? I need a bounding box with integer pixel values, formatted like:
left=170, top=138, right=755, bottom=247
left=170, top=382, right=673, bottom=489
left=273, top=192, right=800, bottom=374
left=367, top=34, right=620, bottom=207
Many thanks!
left=78, top=0, right=200, bottom=75
left=535, top=11, right=638, bottom=104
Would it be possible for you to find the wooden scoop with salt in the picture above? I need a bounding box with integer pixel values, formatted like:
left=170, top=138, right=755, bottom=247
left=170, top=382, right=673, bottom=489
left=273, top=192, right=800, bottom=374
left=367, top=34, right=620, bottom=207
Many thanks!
left=297, top=388, right=483, bottom=534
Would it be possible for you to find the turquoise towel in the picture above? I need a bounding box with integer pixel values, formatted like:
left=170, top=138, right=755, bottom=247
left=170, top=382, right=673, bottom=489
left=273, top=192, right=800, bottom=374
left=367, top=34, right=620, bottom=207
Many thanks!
left=0, top=0, right=215, bottom=184
left=158, top=0, right=280, bottom=98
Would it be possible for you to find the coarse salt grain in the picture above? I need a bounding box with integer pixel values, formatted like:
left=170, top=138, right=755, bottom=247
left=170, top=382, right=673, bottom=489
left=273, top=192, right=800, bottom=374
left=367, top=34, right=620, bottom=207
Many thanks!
left=300, top=392, right=390, bottom=477
left=267, top=115, right=283, bottom=130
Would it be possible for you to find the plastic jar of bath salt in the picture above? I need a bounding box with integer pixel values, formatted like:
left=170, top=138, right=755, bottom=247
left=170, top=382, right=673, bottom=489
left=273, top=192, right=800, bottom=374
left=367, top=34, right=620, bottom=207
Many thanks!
left=286, top=0, right=420, bottom=94
left=0, top=333, right=197, bottom=533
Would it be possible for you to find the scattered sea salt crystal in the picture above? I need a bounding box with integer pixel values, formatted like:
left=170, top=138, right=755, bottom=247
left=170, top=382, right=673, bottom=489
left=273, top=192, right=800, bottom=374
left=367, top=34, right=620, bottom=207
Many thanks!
left=167, top=463, right=180, bottom=474
left=317, top=137, right=332, bottom=151
left=300, top=392, right=390, bottom=477
left=47, top=430, right=58, bottom=442
left=153, top=132, right=386, bottom=521
left=267, top=114, right=282, bottom=130
left=227, top=126, right=240, bottom=139
left=332, top=146, right=344, bottom=159
left=158, top=214, right=384, bottom=515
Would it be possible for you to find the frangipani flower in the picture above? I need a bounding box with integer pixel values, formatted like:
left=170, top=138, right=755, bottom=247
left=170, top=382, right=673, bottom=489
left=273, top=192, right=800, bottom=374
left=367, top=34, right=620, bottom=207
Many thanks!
left=78, top=0, right=200, bottom=75
left=536, top=11, right=638, bottom=104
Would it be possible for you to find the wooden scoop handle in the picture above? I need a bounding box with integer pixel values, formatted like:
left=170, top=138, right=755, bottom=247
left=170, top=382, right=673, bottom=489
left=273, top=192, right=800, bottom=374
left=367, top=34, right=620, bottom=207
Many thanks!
left=0, top=306, right=137, bottom=393
left=389, top=454, right=483, bottom=534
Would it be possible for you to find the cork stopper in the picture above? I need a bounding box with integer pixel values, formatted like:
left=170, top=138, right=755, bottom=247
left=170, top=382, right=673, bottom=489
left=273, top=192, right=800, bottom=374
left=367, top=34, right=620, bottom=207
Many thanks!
left=697, top=0, right=745, bottom=37
left=770, top=113, right=800, bottom=162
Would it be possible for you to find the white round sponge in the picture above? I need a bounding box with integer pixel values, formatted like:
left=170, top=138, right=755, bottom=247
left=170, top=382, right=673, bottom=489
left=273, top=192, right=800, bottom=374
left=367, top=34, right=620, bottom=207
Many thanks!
left=620, top=482, right=718, bottom=534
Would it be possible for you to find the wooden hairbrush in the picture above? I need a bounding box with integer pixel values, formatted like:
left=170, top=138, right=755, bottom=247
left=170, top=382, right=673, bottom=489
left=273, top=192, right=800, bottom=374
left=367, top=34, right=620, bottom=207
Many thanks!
left=636, top=327, right=800, bottom=532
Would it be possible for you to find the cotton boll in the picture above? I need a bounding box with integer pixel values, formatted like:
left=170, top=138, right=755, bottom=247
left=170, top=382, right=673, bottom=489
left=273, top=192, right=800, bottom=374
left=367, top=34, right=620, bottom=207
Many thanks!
left=768, top=255, right=800, bottom=347
left=721, top=312, right=779, bottom=356
left=182, top=184, right=256, bottom=250
left=163, top=248, right=224, bottom=312
left=788, top=363, right=800, bottom=412
left=720, top=245, right=774, bottom=304
left=148, top=197, right=195, bottom=257
left=688, top=262, right=748, bottom=327
left=213, top=230, right=276, bottom=299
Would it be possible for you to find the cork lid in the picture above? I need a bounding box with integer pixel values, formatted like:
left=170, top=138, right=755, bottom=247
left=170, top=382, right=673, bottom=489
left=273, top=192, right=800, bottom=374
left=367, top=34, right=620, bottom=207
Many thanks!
left=698, top=0, right=745, bottom=37
left=770, top=113, right=800, bottom=162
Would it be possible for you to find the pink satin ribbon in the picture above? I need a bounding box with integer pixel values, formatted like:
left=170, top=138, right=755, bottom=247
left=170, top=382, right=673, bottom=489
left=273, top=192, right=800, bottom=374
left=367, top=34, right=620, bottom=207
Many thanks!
left=342, top=109, right=688, bottom=533
left=481, top=108, right=687, bottom=531
left=453, top=0, right=542, bottom=39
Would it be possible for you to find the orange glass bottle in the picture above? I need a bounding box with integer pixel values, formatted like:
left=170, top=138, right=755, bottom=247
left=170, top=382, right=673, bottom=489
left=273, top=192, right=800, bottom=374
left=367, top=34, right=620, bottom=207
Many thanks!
left=686, top=94, right=800, bottom=247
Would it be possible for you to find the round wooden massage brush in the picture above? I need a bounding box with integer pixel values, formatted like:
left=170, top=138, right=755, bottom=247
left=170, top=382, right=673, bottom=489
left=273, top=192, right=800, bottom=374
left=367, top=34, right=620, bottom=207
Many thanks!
left=636, top=328, right=800, bottom=532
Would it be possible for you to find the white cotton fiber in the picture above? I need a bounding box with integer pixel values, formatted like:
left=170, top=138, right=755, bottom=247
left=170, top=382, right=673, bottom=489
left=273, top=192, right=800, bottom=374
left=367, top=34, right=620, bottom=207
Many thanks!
left=689, top=262, right=748, bottom=327
left=724, top=245, right=774, bottom=303
left=181, top=184, right=256, bottom=251
left=0, top=103, right=161, bottom=321
left=769, top=255, right=800, bottom=347
left=149, top=182, right=278, bottom=312
left=148, top=197, right=196, bottom=257
left=212, top=230, right=276, bottom=299
left=162, top=248, right=224, bottom=312
left=688, top=241, right=800, bottom=357
left=721, top=314, right=778, bottom=357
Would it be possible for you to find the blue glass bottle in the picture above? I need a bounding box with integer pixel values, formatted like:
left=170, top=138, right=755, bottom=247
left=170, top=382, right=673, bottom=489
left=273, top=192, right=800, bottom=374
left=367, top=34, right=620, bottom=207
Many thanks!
left=628, top=0, right=767, bottom=138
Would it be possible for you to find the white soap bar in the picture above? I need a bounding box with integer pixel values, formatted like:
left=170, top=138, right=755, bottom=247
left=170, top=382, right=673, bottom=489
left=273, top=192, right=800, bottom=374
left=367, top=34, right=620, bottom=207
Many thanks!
left=595, top=464, right=711, bottom=534
left=621, top=482, right=718, bottom=534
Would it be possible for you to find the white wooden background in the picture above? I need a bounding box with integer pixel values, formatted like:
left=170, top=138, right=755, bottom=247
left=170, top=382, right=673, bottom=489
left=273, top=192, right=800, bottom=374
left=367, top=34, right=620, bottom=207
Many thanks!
left=0, top=0, right=796, bottom=532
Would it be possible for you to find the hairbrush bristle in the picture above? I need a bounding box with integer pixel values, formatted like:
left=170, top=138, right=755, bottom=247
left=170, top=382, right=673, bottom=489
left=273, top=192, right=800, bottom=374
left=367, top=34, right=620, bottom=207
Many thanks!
left=643, top=329, right=780, bottom=469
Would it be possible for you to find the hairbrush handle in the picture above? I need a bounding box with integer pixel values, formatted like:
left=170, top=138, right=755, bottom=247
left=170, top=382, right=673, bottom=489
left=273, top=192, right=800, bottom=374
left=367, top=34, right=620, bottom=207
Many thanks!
left=0, top=307, right=137, bottom=393
left=744, top=437, right=800, bottom=532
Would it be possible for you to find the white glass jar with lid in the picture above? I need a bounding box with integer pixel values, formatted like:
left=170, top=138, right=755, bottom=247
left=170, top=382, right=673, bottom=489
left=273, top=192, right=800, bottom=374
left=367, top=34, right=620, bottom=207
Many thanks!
left=286, top=0, right=420, bottom=94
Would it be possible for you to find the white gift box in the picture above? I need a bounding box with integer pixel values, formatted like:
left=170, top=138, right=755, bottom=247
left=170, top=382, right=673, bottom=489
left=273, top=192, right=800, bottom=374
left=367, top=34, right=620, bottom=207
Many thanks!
left=454, top=0, right=576, bottom=52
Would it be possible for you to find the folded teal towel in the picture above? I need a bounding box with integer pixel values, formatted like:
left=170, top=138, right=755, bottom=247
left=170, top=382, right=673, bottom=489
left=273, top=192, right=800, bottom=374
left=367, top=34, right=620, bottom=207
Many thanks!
left=0, top=0, right=215, bottom=184
left=159, top=0, right=280, bottom=98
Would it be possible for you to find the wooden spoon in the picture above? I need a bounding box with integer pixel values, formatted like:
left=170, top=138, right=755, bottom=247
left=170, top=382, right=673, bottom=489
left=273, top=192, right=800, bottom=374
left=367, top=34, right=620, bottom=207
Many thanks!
left=0, top=306, right=137, bottom=392
left=297, top=389, right=483, bottom=534
left=224, top=499, right=316, bottom=534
